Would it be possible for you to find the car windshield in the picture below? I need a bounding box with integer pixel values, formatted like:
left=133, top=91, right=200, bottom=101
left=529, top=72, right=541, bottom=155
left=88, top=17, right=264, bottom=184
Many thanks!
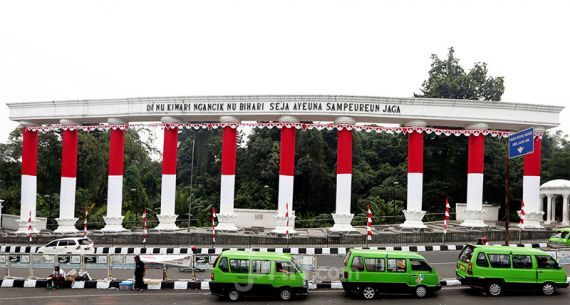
left=459, top=245, right=475, bottom=263
left=551, top=231, right=565, bottom=238
left=79, top=239, right=92, bottom=245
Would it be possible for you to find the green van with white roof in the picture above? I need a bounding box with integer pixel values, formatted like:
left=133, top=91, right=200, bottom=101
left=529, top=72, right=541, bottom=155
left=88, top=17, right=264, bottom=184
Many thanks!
left=340, top=249, right=441, bottom=299
left=456, top=244, right=568, bottom=296
left=209, top=251, right=308, bottom=301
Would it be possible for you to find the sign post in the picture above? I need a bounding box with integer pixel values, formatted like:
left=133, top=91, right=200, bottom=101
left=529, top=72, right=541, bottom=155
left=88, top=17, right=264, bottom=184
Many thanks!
left=505, top=128, right=534, bottom=245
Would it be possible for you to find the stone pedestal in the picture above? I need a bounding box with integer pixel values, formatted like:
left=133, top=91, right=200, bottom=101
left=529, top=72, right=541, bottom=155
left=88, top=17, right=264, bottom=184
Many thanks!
left=518, top=211, right=544, bottom=229
left=15, top=218, right=40, bottom=234
left=272, top=215, right=297, bottom=235
left=400, top=210, right=427, bottom=229
left=215, top=213, right=238, bottom=231
left=330, top=213, right=355, bottom=232
left=155, top=214, right=179, bottom=231
left=459, top=209, right=487, bottom=227
left=54, top=217, right=79, bottom=233
left=101, top=216, right=126, bottom=232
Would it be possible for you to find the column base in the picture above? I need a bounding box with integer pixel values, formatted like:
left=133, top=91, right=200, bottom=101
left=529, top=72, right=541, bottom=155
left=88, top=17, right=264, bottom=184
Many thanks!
left=15, top=219, right=40, bottom=234
left=155, top=214, right=179, bottom=231
left=399, top=210, right=427, bottom=229
left=459, top=209, right=488, bottom=227
left=517, top=211, right=544, bottom=229
left=215, top=214, right=238, bottom=232
left=272, top=215, right=297, bottom=235
left=54, top=218, right=79, bottom=233
left=329, top=213, right=356, bottom=232
left=101, top=216, right=126, bottom=232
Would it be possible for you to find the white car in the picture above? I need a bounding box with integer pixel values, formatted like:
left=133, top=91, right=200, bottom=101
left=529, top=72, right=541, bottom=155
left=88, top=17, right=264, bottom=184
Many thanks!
left=37, top=237, right=95, bottom=254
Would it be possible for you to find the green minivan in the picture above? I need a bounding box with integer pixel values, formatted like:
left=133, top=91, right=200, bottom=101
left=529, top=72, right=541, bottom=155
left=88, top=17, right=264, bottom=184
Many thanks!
left=341, top=249, right=441, bottom=299
left=456, top=244, right=569, bottom=296
left=548, top=228, right=570, bottom=247
left=209, top=250, right=308, bottom=301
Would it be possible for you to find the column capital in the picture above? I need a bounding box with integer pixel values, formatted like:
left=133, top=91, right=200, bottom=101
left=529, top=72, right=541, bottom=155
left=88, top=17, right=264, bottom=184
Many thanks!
left=334, top=116, right=355, bottom=125
left=59, top=119, right=78, bottom=125
left=405, top=120, right=427, bottom=128
left=465, top=122, right=489, bottom=130
left=160, top=116, right=180, bottom=123
left=19, top=121, right=39, bottom=127
left=278, top=115, right=299, bottom=123
left=107, top=118, right=126, bottom=125
left=220, top=116, right=240, bottom=124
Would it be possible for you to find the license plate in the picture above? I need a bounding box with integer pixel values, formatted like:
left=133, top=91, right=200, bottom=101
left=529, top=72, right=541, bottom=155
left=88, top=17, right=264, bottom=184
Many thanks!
left=459, top=265, right=466, bottom=271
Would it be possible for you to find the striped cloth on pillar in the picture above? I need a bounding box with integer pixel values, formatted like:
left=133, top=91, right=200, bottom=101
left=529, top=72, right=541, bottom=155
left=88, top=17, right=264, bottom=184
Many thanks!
left=27, top=210, right=32, bottom=242
left=212, top=208, right=216, bottom=243
left=142, top=209, right=147, bottom=244
left=367, top=204, right=373, bottom=241
left=84, top=208, right=88, bottom=237
left=285, top=203, right=289, bottom=238
left=520, top=200, right=525, bottom=225
left=444, top=198, right=450, bottom=234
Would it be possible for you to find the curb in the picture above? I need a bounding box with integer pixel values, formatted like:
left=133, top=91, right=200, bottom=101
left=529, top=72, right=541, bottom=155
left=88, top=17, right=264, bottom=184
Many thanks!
left=0, top=243, right=549, bottom=255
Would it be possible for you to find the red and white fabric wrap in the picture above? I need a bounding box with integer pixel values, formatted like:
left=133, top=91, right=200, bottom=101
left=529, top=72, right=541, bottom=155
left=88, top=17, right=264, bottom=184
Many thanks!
left=19, top=129, right=38, bottom=233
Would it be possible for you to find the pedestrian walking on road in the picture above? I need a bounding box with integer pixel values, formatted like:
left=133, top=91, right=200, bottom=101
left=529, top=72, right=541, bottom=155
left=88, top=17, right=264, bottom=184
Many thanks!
left=134, top=255, right=145, bottom=291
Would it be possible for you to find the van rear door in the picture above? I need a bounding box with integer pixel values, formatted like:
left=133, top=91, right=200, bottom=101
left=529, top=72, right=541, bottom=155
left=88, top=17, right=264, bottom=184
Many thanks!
left=456, top=245, right=475, bottom=277
left=409, top=259, right=438, bottom=287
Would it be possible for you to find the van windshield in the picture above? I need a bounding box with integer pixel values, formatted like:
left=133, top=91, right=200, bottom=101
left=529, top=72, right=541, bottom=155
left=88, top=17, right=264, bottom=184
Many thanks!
left=459, top=245, right=475, bottom=263
left=551, top=231, right=569, bottom=239
left=291, top=258, right=302, bottom=273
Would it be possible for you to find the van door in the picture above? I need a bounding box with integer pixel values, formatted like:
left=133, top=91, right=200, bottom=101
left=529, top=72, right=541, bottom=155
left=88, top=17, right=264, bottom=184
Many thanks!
left=536, top=255, right=566, bottom=284
left=409, top=259, right=437, bottom=287
left=274, top=261, right=301, bottom=289
left=384, top=258, right=409, bottom=292
left=249, top=260, right=272, bottom=296
left=510, top=255, right=535, bottom=284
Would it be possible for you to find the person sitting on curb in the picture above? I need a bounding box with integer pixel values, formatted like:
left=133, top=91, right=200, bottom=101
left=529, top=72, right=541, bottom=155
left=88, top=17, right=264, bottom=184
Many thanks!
left=47, top=266, right=66, bottom=289
left=134, top=255, right=146, bottom=291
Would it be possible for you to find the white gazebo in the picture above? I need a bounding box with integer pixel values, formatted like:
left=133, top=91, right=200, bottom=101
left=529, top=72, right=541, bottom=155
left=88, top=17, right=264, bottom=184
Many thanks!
left=540, top=179, right=570, bottom=226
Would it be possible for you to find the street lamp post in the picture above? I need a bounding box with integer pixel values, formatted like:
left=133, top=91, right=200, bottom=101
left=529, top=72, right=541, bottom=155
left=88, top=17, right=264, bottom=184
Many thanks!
left=0, top=199, right=4, bottom=231
left=187, top=136, right=195, bottom=232
left=393, top=181, right=399, bottom=224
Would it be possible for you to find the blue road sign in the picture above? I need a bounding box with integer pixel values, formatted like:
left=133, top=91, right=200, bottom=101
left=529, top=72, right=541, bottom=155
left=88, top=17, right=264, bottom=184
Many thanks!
left=508, top=127, right=534, bottom=158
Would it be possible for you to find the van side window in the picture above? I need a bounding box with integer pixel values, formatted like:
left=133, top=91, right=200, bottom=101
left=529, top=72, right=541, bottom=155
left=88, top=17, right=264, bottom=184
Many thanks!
left=229, top=259, right=250, bottom=273
left=351, top=256, right=364, bottom=272
left=488, top=254, right=510, bottom=268
left=364, top=258, right=385, bottom=272
left=218, top=257, right=229, bottom=272
left=251, top=260, right=271, bottom=274
left=387, top=258, right=406, bottom=272
left=276, top=261, right=294, bottom=273
left=410, top=259, right=432, bottom=271
left=475, top=253, right=489, bottom=267
left=536, top=255, right=559, bottom=269
left=512, top=255, right=532, bottom=269
left=46, top=241, right=58, bottom=247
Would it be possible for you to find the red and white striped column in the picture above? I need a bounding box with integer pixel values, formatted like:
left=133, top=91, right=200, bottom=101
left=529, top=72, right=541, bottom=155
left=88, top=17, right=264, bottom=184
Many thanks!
left=156, top=123, right=179, bottom=230
left=460, top=124, right=488, bottom=227
left=54, top=124, right=80, bottom=233
left=401, top=121, right=427, bottom=229
left=521, top=128, right=545, bottom=228
left=215, top=116, right=239, bottom=231
left=16, top=127, right=39, bottom=233
left=330, top=117, right=356, bottom=232
left=102, top=124, right=127, bottom=231
left=273, top=117, right=297, bottom=234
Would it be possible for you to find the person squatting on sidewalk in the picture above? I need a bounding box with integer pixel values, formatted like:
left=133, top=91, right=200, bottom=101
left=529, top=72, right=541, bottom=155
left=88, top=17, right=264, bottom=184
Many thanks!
left=134, top=255, right=145, bottom=291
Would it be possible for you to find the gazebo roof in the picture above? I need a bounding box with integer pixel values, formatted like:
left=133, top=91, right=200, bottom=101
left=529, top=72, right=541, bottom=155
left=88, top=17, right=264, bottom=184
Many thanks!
left=540, top=179, right=570, bottom=193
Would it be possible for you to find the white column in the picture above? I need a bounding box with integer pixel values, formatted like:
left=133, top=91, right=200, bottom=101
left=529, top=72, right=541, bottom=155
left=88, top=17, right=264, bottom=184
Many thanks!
left=562, top=194, right=569, bottom=226
left=273, top=116, right=298, bottom=234
left=102, top=119, right=127, bottom=232
left=460, top=123, right=488, bottom=227
left=55, top=121, right=80, bottom=233
left=156, top=117, right=180, bottom=231
left=521, top=129, right=544, bottom=228
left=401, top=120, right=427, bottom=229
left=16, top=126, right=40, bottom=233
left=215, top=116, right=240, bottom=231
left=330, top=117, right=356, bottom=232
left=545, top=194, right=554, bottom=224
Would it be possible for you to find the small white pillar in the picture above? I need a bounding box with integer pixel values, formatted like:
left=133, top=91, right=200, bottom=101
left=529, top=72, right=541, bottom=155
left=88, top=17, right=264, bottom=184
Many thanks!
left=545, top=194, right=554, bottom=224
left=562, top=194, right=569, bottom=226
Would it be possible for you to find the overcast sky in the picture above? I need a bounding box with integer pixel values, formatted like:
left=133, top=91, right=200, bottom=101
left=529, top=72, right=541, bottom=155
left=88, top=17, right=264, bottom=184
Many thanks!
left=1, top=0, right=568, bottom=145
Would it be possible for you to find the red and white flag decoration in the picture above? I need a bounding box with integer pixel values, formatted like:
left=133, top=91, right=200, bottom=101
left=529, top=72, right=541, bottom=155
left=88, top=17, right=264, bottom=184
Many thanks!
left=285, top=203, right=290, bottom=239
left=83, top=208, right=89, bottom=237
left=444, top=198, right=450, bottom=234
left=212, top=208, right=217, bottom=243
left=367, top=204, right=373, bottom=241
left=520, top=200, right=525, bottom=225
left=142, top=209, right=148, bottom=244
left=27, top=210, right=32, bottom=243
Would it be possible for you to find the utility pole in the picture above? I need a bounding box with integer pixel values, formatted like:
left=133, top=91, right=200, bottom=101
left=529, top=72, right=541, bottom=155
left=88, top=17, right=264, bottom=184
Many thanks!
left=187, top=136, right=195, bottom=232
left=504, top=143, right=510, bottom=246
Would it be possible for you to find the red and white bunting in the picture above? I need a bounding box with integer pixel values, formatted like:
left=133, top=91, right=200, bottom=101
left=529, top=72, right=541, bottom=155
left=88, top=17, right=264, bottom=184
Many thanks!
left=520, top=200, right=525, bottom=225
left=212, top=208, right=217, bottom=243
left=83, top=208, right=89, bottom=237
left=27, top=210, right=32, bottom=243
left=285, top=203, right=289, bottom=239
left=25, top=122, right=522, bottom=139
left=367, top=204, right=373, bottom=241
left=142, top=209, right=147, bottom=244
left=444, top=198, right=450, bottom=234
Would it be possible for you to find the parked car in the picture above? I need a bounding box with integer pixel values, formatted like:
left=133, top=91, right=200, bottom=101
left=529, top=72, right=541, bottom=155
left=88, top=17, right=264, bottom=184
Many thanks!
left=548, top=228, right=570, bottom=247
left=209, top=250, right=308, bottom=301
left=456, top=244, right=568, bottom=296
left=37, top=237, right=95, bottom=255
left=340, top=249, right=441, bottom=299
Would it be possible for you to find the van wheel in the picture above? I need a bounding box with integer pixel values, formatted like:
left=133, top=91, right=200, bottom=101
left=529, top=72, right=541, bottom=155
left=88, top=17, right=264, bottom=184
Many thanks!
left=487, top=282, right=502, bottom=296
left=225, top=288, right=241, bottom=302
left=415, top=285, right=428, bottom=298
left=542, top=282, right=556, bottom=296
left=279, top=287, right=293, bottom=301
left=361, top=286, right=376, bottom=300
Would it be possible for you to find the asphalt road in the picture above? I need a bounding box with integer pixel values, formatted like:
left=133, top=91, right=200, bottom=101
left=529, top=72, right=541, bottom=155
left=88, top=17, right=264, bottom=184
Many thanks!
left=0, top=286, right=568, bottom=305
left=5, top=250, right=570, bottom=282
